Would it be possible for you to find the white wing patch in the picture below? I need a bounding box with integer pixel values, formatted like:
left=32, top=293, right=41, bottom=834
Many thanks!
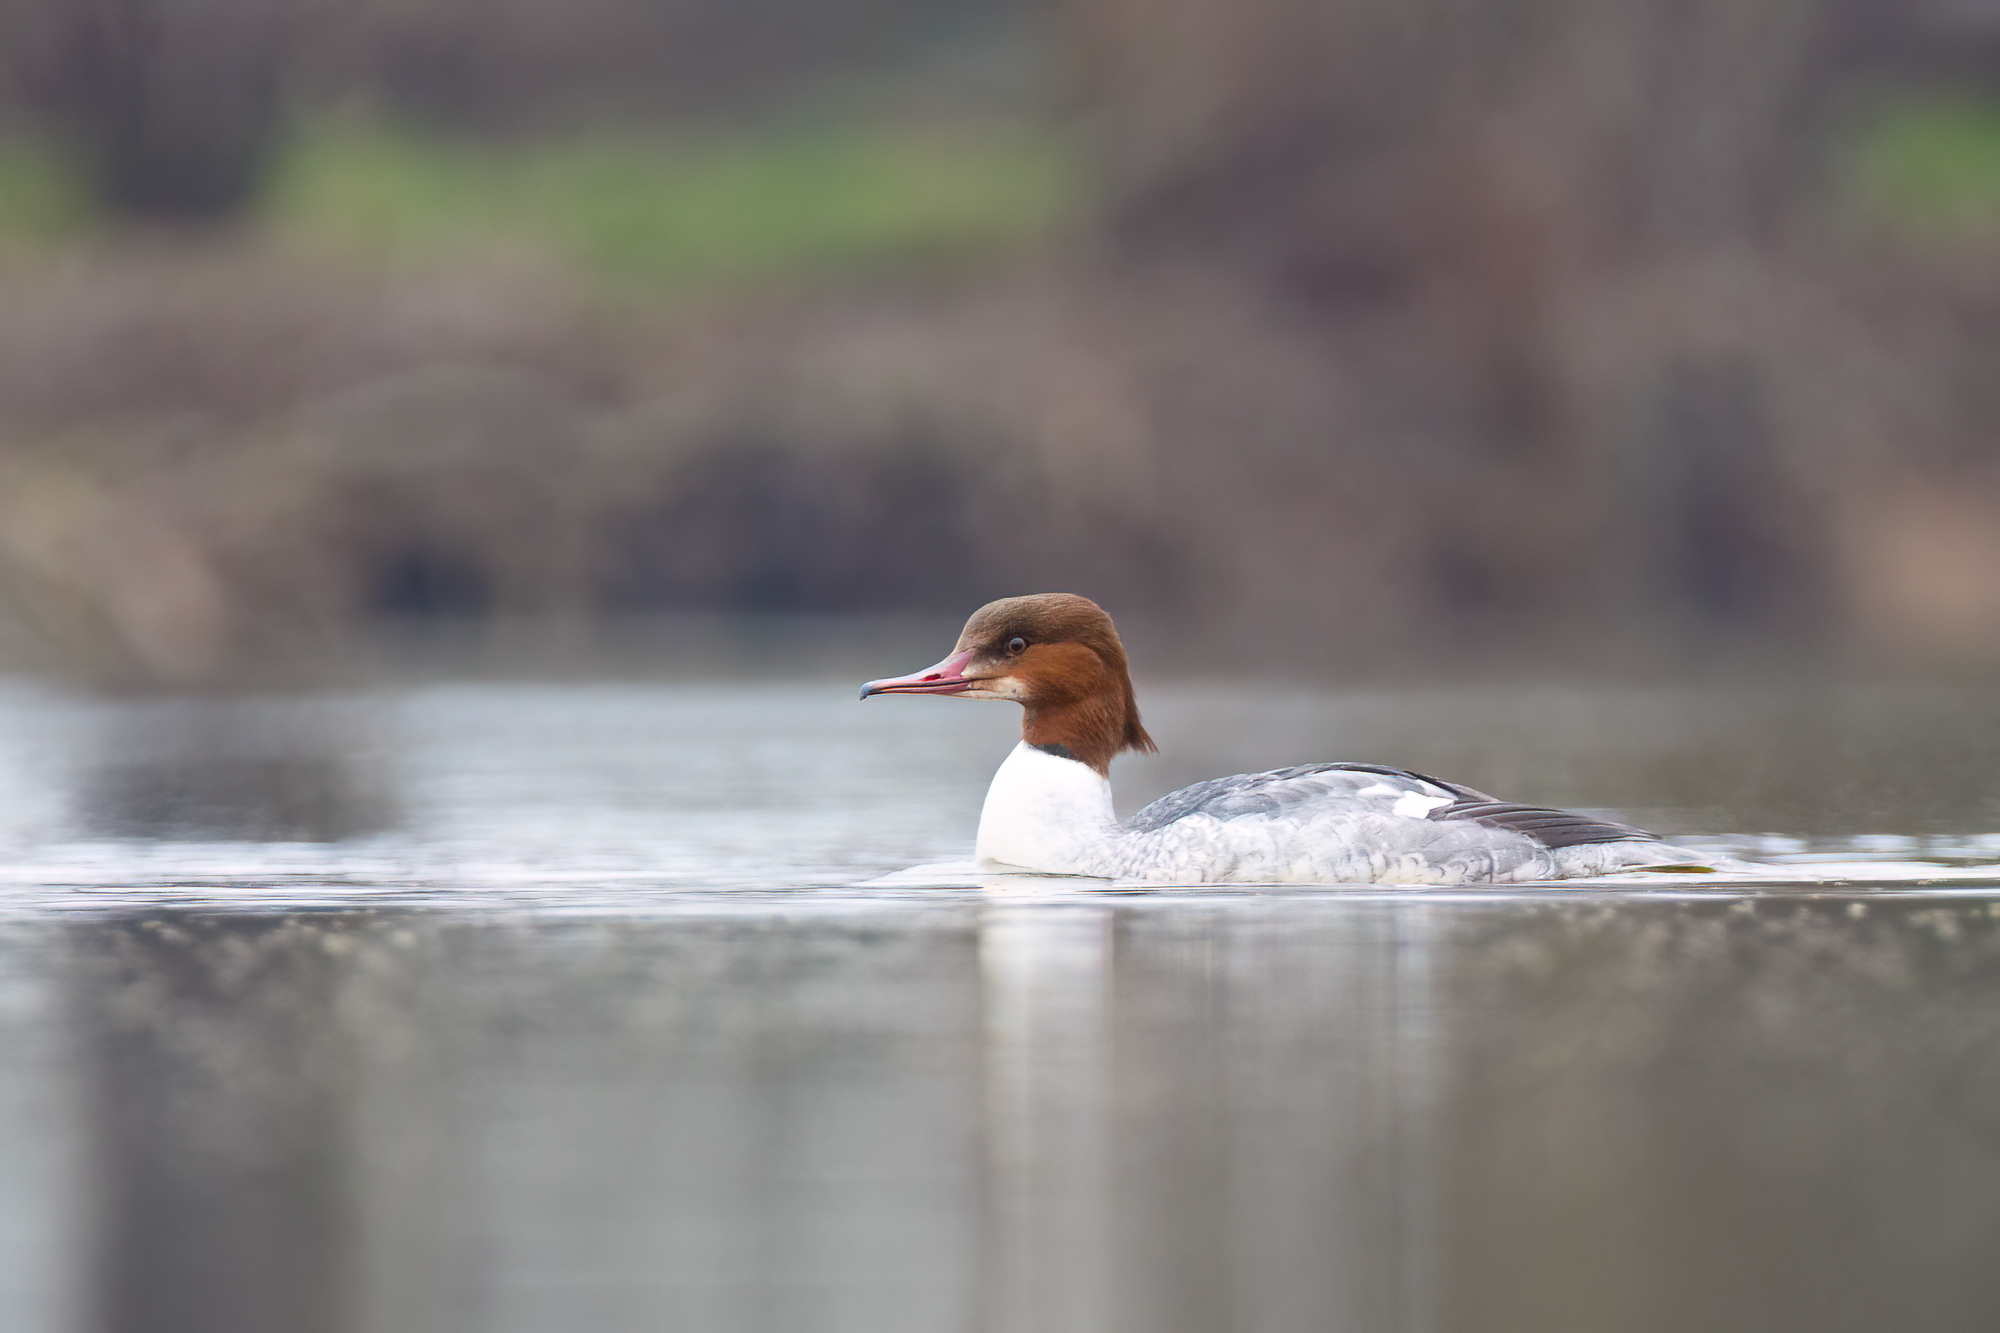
left=1391, top=791, right=1453, bottom=818
left=1356, top=781, right=1452, bottom=818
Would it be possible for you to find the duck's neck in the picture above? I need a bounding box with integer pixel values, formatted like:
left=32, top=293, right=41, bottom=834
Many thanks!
left=975, top=741, right=1119, bottom=872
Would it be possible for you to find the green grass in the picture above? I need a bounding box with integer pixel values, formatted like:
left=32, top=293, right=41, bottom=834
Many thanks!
left=13, top=94, right=1999, bottom=270
left=0, top=113, right=1080, bottom=285
left=0, top=136, right=91, bottom=242
left=1847, top=94, right=2000, bottom=234
left=263, top=114, right=1081, bottom=285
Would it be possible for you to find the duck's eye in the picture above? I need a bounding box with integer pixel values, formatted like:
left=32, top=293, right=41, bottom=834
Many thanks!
left=1007, top=637, right=1028, bottom=655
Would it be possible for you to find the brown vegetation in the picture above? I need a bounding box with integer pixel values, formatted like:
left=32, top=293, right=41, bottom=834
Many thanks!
left=0, top=249, right=1191, bottom=685
left=1053, top=0, right=2000, bottom=660
left=4, top=233, right=2000, bottom=688
left=3, top=0, right=2000, bottom=687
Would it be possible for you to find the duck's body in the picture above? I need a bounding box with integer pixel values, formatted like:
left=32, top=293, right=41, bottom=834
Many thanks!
left=862, top=594, right=1703, bottom=885
left=975, top=741, right=1693, bottom=885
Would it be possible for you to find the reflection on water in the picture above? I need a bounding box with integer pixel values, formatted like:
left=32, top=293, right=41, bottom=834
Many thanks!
left=0, top=923, right=76, bottom=1333
left=14, top=898, right=2000, bottom=1333
left=81, top=916, right=353, bottom=1333
left=78, top=700, right=394, bottom=842
left=0, top=674, right=1992, bottom=1331
left=1437, top=899, right=2000, bottom=1333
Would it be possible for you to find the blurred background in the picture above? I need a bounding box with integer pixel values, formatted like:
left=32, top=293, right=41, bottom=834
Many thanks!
left=2, top=0, right=2000, bottom=687
left=6, top=12, right=2000, bottom=1333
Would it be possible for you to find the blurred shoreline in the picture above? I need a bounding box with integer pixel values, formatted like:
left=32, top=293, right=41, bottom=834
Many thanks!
left=3, top=4, right=2000, bottom=691
left=3, top=238, right=2000, bottom=690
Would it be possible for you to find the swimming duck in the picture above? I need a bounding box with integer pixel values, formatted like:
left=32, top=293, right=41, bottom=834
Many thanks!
left=860, top=593, right=1702, bottom=884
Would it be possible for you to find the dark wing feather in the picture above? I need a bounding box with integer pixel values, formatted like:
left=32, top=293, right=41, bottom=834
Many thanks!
left=1427, top=798, right=1660, bottom=849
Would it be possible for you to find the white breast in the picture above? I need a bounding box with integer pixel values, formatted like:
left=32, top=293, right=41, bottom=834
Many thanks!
left=975, top=743, right=1119, bottom=871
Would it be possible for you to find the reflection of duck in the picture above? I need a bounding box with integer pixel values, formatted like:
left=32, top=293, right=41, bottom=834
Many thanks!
left=862, top=593, right=1704, bottom=884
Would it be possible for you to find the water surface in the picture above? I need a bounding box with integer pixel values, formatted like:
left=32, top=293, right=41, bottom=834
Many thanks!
left=0, top=676, right=1995, bottom=1333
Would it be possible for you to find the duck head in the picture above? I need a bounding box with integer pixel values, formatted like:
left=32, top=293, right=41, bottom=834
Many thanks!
left=860, top=593, right=1157, bottom=775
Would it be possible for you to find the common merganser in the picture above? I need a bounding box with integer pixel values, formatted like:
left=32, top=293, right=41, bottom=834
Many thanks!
left=861, top=593, right=1706, bottom=884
